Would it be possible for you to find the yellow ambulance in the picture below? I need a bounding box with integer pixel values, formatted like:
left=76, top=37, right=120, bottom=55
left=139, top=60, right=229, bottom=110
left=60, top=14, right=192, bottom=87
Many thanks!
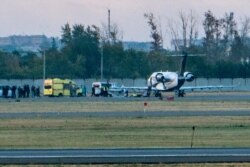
left=44, top=78, right=82, bottom=97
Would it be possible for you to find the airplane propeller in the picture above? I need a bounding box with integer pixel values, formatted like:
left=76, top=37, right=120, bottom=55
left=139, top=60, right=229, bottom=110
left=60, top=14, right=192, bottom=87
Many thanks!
left=155, top=73, right=167, bottom=90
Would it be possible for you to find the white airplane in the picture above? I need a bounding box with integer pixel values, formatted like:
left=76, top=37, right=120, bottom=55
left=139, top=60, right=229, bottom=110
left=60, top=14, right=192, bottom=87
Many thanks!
left=110, top=52, right=237, bottom=97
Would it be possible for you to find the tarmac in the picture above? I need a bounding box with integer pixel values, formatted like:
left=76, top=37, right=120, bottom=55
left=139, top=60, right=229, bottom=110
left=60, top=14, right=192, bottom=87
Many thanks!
left=0, top=91, right=250, bottom=103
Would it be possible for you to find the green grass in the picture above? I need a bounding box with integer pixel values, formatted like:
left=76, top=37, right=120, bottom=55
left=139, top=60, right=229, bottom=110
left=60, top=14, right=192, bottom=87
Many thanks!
left=0, top=117, right=249, bottom=148
left=0, top=99, right=249, bottom=166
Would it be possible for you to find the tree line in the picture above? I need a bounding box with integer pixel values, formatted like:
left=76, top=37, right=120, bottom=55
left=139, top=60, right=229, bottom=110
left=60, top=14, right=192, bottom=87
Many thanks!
left=0, top=10, right=250, bottom=79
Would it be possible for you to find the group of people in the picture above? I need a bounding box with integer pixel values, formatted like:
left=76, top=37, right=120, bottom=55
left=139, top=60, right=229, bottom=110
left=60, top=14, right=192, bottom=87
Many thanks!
left=17, top=85, right=40, bottom=98
left=1, top=85, right=14, bottom=98
left=1, top=85, right=40, bottom=98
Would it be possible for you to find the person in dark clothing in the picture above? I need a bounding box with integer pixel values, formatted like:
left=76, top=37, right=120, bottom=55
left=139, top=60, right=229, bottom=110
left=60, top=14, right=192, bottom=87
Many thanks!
left=23, top=85, right=26, bottom=98
left=27, top=85, right=30, bottom=98
left=91, top=87, right=95, bottom=96
left=70, top=85, right=73, bottom=97
left=11, top=86, right=17, bottom=98
left=103, top=86, right=108, bottom=97
left=31, top=85, right=36, bottom=98
left=2, top=86, right=5, bottom=98
left=5, top=86, right=10, bottom=98
left=82, top=85, right=87, bottom=97
left=2, top=86, right=7, bottom=98
left=18, top=86, right=22, bottom=98
left=100, top=87, right=104, bottom=96
left=22, top=87, right=25, bottom=98
left=36, top=86, right=40, bottom=97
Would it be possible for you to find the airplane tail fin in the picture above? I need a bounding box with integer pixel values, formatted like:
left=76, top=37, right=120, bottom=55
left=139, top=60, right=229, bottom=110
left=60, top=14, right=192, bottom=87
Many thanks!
left=180, top=52, right=188, bottom=76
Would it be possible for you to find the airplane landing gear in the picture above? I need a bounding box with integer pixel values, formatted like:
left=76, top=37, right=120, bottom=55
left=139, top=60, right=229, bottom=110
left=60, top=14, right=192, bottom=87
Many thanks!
left=146, top=86, right=151, bottom=97
left=155, top=91, right=162, bottom=99
left=175, top=90, right=185, bottom=97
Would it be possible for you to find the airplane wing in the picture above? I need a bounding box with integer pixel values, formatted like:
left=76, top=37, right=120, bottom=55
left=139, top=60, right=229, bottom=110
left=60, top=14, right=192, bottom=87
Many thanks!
left=108, top=86, right=150, bottom=97
left=180, top=84, right=238, bottom=91
left=109, top=86, right=148, bottom=92
left=110, top=84, right=238, bottom=92
left=108, top=84, right=239, bottom=97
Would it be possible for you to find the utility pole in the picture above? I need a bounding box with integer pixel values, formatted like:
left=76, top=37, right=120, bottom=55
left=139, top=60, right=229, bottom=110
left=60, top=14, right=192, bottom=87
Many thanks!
left=100, top=9, right=111, bottom=81
left=100, top=44, right=103, bottom=81
left=43, top=51, right=46, bottom=91
left=108, top=9, right=111, bottom=42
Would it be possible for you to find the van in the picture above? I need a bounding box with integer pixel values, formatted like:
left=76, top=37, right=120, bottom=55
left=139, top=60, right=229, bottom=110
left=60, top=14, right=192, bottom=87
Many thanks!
left=91, top=82, right=112, bottom=97
left=44, top=78, right=82, bottom=97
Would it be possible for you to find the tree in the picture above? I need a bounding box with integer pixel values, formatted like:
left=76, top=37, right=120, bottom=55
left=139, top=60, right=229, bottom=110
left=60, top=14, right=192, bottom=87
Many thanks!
left=203, top=10, right=223, bottom=58
left=50, top=37, right=58, bottom=51
left=102, top=42, right=124, bottom=78
left=221, top=12, right=238, bottom=57
left=60, top=24, right=101, bottom=78
left=61, top=23, right=72, bottom=45
left=101, top=23, right=123, bottom=44
left=121, top=50, right=149, bottom=78
left=188, top=10, right=199, bottom=47
left=168, top=10, right=199, bottom=52
left=240, top=16, right=250, bottom=44
left=100, top=19, right=125, bottom=79
left=231, top=16, right=250, bottom=63
left=144, top=13, right=163, bottom=51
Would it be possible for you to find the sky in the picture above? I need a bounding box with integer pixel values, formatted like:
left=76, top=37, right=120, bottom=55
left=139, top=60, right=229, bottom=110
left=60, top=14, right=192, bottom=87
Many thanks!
left=1, top=0, right=250, bottom=46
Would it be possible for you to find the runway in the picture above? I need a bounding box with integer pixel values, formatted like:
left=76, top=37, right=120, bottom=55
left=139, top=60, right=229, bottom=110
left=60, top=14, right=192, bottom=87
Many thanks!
left=0, top=148, right=249, bottom=164
left=0, top=110, right=250, bottom=119
left=0, top=91, right=250, bottom=102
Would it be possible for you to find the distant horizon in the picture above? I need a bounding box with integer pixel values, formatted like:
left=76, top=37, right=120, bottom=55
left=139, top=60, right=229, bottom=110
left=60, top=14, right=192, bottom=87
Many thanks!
left=0, top=34, right=152, bottom=43
left=0, top=35, right=155, bottom=53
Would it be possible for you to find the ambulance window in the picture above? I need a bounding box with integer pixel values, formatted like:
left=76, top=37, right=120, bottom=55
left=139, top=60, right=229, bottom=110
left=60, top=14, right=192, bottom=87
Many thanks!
left=94, top=84, right=99, bottom=88
left=44, top=85, right=51, bottom=89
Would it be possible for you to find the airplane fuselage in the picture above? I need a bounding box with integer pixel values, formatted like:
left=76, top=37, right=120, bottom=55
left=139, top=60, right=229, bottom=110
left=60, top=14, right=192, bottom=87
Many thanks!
left=147, top=71, right=184, bottom=91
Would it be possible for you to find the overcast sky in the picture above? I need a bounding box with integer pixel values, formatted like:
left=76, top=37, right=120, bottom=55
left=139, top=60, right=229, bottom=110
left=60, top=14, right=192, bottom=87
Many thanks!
left=1, top=0, right=250, bottom=46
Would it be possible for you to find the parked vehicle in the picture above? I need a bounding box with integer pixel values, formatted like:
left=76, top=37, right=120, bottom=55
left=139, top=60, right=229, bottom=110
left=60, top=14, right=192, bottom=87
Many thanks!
left=91, top=82, right=113, bottom=97
left=44, top=78, right=82, bottom=97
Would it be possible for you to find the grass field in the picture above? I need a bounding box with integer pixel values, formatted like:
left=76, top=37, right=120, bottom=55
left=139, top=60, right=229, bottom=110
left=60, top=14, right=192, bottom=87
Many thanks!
left=0, top=98, right=249, bottom=166
left=0, top=99, right=249, bottom=148
left=0, top=116, right=249, bottom=148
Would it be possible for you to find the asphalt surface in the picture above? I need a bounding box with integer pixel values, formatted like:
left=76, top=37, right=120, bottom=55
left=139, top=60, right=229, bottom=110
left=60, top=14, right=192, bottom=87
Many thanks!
left=0, top=110, right=250, bottom=119
left=0, top=148, right=249, bottom=164
left=0, top=91, right=250, bottom=102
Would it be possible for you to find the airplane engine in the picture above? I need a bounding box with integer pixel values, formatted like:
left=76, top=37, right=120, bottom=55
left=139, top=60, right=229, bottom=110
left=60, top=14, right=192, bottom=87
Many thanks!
left=155, top=73, right=171, bottom=83
left=184, top=72, right=194, bottom=82
left=155, top=73, right=164, bottom=82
